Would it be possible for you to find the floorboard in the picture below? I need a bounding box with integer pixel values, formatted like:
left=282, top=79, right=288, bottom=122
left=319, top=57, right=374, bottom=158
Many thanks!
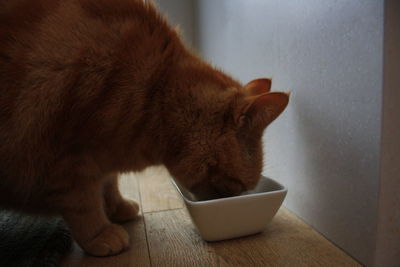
left=60, top=217, right=151, bottom=267
left=145, top=209, right=218, bottom=267
left=60, top=168, right=361, bottom=267
left=60, top=174, right=151, bottom=267
left=137, top=166, right=183, bottom=213
left=144, top=208, right=360, bottom=267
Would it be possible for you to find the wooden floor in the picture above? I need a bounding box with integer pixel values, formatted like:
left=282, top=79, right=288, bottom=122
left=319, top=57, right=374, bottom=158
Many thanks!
left=61, top=166, right=360, bottom=267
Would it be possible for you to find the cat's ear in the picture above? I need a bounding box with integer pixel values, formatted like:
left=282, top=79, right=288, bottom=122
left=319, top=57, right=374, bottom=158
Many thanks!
left=244, top=78, right=272, bottom=96
left=234, top=92, right=289, bottom=130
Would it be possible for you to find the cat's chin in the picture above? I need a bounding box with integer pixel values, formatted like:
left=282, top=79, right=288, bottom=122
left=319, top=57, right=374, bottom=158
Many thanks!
left=192, top=191, right=221, bottom=202
left=189, top=180, right=242, bottom=201
left=193, top=191, right=242, bottom=201
left=188, top=181, right=219, bottom=201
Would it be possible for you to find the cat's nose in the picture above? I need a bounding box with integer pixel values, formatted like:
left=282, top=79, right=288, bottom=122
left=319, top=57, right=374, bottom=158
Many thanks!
left=190, top=180, right=220, bottom=201
left=190, top=178, right=246, bottom=200
left=212, top=178, right=246, bottom=198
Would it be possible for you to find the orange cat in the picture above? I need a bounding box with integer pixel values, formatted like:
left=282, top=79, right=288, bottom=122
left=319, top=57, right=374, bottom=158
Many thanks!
left=0, top=0, right=289, bottom=256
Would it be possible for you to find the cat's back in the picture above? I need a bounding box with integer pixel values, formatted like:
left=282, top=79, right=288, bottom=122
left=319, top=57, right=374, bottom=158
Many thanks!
left=0, top=0, right=164, bottom=88
left=0, top=0, right=179, bottom=175
left=0, top=0, right=175, bottom=133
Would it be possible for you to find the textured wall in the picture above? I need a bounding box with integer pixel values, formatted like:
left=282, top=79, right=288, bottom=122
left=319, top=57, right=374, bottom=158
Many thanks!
left=155, top=1, right=399, bottom=266
left=154, top=0, right=195, bottom=47
left=193, top=1, right=383, bottom=266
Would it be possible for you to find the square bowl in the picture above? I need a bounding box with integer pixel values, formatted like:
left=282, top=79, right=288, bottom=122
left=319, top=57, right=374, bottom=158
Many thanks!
left=171, top=175, right=287, bottom=241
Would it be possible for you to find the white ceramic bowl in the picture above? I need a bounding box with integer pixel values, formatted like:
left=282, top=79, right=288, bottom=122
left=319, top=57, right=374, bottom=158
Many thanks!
left=172, top=175, right=287, bottom=241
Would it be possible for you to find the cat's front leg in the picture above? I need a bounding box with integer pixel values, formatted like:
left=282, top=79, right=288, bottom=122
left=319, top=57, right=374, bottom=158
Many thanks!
left=103, top=174, right=140, bottom=223
left=61, top=182, right=130, bottom=256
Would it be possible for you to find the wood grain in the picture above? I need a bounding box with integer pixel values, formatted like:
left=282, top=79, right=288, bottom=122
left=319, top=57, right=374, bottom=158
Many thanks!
left=61, top=168, right=361, bottom=267
left=60, top=218, right=150, bottom=267
left=137, top=166, right=184, bottom=213
left=119, top=172, right=141, bottom=205
left=214, top=208, right=360, bottom=267
left=144, top=208, right=361, bottom=267
left=144, top=208, right=218, bottom=267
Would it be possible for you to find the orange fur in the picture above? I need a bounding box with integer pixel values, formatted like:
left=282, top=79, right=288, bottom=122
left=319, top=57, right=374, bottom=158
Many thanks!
left=0, top=0, right=288, bottom=256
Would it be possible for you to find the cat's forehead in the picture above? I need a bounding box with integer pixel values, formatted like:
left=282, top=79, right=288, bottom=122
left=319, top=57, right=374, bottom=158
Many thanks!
left=226, top=86, right=241, bottom=93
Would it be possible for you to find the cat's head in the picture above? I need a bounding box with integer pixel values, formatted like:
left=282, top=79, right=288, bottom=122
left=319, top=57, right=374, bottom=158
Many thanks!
left=164, top=78, right=289, bottom=200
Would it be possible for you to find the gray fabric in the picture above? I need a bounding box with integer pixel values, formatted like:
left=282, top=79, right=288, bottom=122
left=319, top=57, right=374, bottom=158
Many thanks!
left=0, top=211, right=72, bottom=267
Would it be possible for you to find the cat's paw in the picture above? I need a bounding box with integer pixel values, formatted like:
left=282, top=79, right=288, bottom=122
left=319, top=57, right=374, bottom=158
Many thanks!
left=83, top=224, right=129, bottom=256
left=109, top=199, right=140, bottom=223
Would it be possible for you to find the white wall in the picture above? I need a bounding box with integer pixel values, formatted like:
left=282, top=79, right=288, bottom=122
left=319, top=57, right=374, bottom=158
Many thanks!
left=153, top=0, right=195, bottom=47
left=155, top=1, right=399, bottom=266
left=194, top=1, right=383, bottom=265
